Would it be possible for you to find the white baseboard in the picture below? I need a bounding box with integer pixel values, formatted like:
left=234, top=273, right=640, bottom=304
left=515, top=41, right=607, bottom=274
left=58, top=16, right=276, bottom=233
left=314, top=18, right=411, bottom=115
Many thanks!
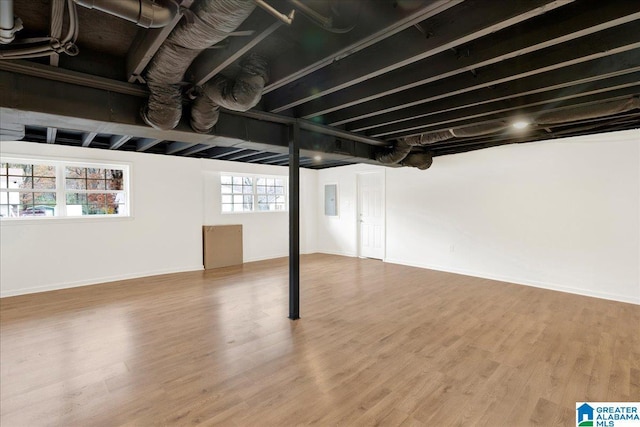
left=383, top=257, right=640, bottom=306
left=0, top=265, right=205, bottom=298
left=316, top=249, right=358, bottom=258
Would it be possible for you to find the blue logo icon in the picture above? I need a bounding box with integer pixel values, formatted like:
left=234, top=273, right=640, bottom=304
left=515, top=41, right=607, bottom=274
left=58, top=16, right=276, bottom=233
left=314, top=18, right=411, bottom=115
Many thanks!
left=577, top=403, right=594, bottom=426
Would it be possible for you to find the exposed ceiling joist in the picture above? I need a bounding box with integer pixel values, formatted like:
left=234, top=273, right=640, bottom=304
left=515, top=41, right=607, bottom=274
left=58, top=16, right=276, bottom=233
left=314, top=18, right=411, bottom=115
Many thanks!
left=110, top=135, right=132, bottom=150
left=46, top=127, right=57, bottom=144
left=336, top=24, right=640, bottom=130
left=371, top=71, right=640, bottom=139
left=265, top=0, right=573, bottom=113
left=81, top=131, right=97, bottom=147
left=136, top=138, right=163, bottom=152
left=297, top=1, right=640, bottom=120
left=166, top=142, right=198, bottom=155
left=263, top=0, right=463, bottom=93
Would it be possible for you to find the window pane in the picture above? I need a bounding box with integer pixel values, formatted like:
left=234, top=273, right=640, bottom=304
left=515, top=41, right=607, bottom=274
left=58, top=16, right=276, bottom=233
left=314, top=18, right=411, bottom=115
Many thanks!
left=33, top=165, right=55, bottom=177
left=0, top=163, right=6, bottom=175
left=66, top=193, right=87, bottom=204
left=257, top=185, right=266, bottom=194
left=66, top=178, right=86, bottom=190
left=87, top=168, right=105, bottom=179
left=87, top=179, right=105, bottom=190
left=65, top=167, right=85, bottom=178
left=233, top=195, right=243, bottom=204
left=13, top=176, right=31, bottom=189
left=107, top=170, right=124, bottom=190
left=221, top=175, right=232, bottom=184
left=220, top=184, right=230, bottom=194
left=8, top=163, right=32, bottom=175
left=222, top=204, right=232, bottom=212
left=232, top=176, right=242, bottom=185
left=33, top=192, right=56, bottom=205
left=87, top=204, right=107, bottom=215
left=33, top=177, right=56, bottom=190
left=266, top=178, right=274, bottom=186
left=256, top=178, right=265, bottom=185
left=232, top=185, right=242, bottom=193
left=243, top=177, right=252, bottom=186
left=242, top=185, right=252, bottom=194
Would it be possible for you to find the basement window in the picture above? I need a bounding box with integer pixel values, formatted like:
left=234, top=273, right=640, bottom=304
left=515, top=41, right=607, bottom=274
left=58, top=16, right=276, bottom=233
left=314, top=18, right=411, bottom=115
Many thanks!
left=0, top=158, right=130, bottom=219
left=220, top=174, right=287, bottom=213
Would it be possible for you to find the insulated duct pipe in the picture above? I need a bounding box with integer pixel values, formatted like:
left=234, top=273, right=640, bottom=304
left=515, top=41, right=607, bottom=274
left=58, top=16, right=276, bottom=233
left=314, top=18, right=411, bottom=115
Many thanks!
left=377, top=123, right=507, bottom=168
left=191, top=54, right=269, bottom=133
left=142, top=0, right=257, bottom=130
left=0, top=0, right=22, bottom=44
left=536, top=96, right=640, bottom=125
left=73, top=0, right=178, bottom=28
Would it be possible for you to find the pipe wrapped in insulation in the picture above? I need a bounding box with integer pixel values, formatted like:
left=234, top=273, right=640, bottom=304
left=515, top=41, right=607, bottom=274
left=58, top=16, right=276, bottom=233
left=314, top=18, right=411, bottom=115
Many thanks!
left=402, top=152, right=433, bottom=170
left=142, top=0, right=257, bottom=130
left=376, top=137, right=413, bottom=164
left=191, top=54, right=269, bottom=133
left=536, top=97, right=640, bottom=125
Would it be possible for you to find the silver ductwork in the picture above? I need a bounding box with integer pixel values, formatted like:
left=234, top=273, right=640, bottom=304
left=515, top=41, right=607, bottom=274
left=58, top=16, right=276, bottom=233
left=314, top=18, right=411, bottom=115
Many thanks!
left=376, top=136, right=433, bottom=170
left=191, top=54, right=269, bottom=133
left=73, top=0, right=178, bottom=29
left=377, top=123, right=506, bottom=168
left=378, top=96, right=640, bottom=170
left=536, top=97, right=640, bottom=125
left=142, top=0, right=258, bottom=130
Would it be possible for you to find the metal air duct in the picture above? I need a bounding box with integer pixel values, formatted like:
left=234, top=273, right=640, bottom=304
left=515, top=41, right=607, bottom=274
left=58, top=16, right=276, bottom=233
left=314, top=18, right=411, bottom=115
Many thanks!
left=142, top=0, right=257, bottom=130
left=73, top=0, right=178, bottom=28
left=0, top=0, right=22, bottom=44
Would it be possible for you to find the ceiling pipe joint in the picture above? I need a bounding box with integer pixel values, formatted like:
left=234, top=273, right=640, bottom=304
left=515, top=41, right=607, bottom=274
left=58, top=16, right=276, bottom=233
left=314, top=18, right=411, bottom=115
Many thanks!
left=73, top=0, right=179, bottom=28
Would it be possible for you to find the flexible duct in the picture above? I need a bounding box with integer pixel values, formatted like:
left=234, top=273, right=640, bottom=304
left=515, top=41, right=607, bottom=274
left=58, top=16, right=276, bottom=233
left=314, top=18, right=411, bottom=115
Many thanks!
left=376, top=137, right=413, bottom=165
left=191, top=54, right=268, bottom=133
left=402, top=152, right=433, bottom=170
left=536, top=97, right=640, bottom=125
left=142, top=0, right=257, bottom=130
left=73, top=0, right=178, bottom=28
left=377, top=123, right=507, bottom=167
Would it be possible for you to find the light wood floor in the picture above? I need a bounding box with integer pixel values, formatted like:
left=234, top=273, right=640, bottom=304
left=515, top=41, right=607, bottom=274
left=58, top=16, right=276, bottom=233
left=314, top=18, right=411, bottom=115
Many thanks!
left=1, top=254, right=638, bottom=426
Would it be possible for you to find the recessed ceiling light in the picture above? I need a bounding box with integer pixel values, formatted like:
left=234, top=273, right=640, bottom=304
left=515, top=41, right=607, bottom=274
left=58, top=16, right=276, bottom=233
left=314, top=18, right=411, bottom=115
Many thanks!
left=314, top=155, right=322, bottom=161
left=512, top=120, right=529, bottom=130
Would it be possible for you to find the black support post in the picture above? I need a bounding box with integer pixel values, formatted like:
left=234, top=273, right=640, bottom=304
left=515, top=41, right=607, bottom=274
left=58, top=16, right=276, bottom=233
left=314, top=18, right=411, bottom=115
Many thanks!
left=288, top=121, right=300, bottom=320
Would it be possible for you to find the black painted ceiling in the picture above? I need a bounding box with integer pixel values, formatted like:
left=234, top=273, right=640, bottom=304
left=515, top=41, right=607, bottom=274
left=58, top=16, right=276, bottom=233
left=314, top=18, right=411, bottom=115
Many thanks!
left=1, top=0, right=639, bottom=169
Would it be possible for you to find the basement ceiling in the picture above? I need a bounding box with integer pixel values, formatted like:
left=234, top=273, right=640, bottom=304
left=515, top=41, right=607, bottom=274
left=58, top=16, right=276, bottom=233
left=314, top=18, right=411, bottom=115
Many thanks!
left=1, top=0, right=639, bottom=169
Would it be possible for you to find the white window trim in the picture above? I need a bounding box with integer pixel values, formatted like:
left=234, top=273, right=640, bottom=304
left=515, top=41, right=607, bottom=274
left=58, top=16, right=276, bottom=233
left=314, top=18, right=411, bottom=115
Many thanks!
left=220, top=172, right=288, bottom=214
left=0, top=155, right=132, bottom=222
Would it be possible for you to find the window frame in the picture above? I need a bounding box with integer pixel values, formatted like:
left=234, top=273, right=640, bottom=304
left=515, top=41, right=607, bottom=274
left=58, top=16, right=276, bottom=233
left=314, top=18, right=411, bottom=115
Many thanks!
left=220, top=173, right=288, bottom=214
left=0, top=156, right=131, bottom=221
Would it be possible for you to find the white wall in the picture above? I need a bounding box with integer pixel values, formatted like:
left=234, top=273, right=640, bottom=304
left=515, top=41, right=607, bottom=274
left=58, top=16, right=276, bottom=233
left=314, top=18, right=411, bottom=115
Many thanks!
left=318, top=130, right=640, bottom=304
left=316, top=164, right=381, bottom=256
left=202, top=160, right=317, bottom=262
left=0, top=141, right=317, bottom=297
left=3, top=129, right=639, bottom=303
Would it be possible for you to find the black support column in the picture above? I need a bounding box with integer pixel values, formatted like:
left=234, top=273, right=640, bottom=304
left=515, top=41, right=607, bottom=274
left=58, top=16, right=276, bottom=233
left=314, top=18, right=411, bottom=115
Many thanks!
left=288, top=121, right=300, bottom=320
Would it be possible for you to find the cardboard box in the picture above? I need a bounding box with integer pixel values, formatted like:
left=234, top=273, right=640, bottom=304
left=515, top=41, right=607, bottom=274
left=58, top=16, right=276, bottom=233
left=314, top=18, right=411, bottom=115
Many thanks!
left=203, top=225, right=243, bottom=269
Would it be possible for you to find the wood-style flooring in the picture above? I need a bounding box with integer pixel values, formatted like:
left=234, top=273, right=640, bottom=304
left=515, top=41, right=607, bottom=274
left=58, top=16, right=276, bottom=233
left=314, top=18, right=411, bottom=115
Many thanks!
left=1, top=254, right=638, bottom=426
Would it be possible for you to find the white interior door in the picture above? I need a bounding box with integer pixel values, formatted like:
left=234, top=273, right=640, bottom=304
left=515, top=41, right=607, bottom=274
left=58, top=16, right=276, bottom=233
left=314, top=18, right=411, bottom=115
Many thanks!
left=358, top=171, right=385, bottom=260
